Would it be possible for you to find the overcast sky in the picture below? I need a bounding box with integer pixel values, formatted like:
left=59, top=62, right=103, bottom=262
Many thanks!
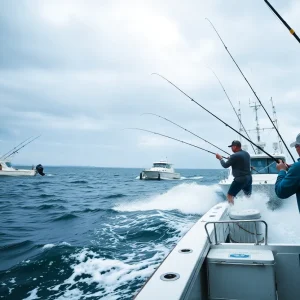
left=0, top=0, right=299, bottom=168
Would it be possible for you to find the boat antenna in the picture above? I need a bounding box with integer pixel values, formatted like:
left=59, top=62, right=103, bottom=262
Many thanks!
left=205, top=18, right=295, bottom=162
left=2, top=135, right=41, bottom=160
left=126, top=128, right=224, bottom=156
left=270, top=97, right=283, bottom=153
left=151, top=73, right=281, bottom=163
left=264, top=0, right=300, bottom=44
left=206, top=67, right=256, bottom=154
left=142, top=113, right=231, bottom=155
left=0, top=136, right=34, bottom=160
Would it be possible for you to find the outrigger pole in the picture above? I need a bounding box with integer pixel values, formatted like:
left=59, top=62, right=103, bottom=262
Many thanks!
left=264, top=0, right=300, bottom=44
left=206, top=67, right=256, bottom=154
left=206, top=18, right=295, bottom=163
left=142, top=113, right=231, bottom=156
left=127, top=128, right=223, bottom=156
left=2, top=135, right=41, bottom=160
left=0, top=136, right=34, bottom=160
left=152, top=73, right=281, bottom=163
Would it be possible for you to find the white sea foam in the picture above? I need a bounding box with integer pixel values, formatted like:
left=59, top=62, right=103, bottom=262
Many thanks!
left=42, top=242, right=71, bottom=250
left=42, top=244, right=55, bottom=249
left=23, top=287, right=40, bottom=300
left=114, top=183, right=223, bottom=215
left=180, top=176, right=203, bottom=180
left=49, top=246, right=168, bottom=300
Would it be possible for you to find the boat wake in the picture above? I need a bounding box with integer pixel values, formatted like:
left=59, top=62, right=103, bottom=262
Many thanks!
left=232, top=193, right=300, bottom=244
left=114, top=183, right=223, bottom=215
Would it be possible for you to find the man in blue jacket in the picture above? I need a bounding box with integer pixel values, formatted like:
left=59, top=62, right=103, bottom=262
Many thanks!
left=275, top=133, right=300, bottom=211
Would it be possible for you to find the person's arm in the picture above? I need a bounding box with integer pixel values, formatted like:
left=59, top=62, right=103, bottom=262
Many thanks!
left=220, top=156, right=234, bottom=168
left=275, top=164, right=300, bottom=199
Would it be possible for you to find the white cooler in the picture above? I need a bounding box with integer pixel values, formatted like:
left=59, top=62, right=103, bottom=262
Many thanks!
left=229, top=209, right=263, bottom=243
left=207, top=248, right=276, bottom=300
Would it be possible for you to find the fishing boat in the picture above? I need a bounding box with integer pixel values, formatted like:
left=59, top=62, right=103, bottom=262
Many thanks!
left=219, top=100, right=286, bottom=201
left=0, top=160, right=38, bottom=176
left=140, top=161, right=181, bottom=180
left=0, top=136, right=45, bottom=177
left=134, top=202, right=300, bottom=299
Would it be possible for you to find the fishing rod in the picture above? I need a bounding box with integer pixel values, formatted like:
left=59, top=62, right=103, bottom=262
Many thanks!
left=264, top=0, right=300, bottom=44
left=127, top=128, right=223, bottom=156
left=206, top=67, right=256, bottom=154
left=152, top=73, right=281, bottom=164
left=142, top=113, right=231, bottom=156
left=3, top=135, right=41, bottom=160
left=206, top=18, right=295, bottom=163
left=0, top=136, right=34, bottom=160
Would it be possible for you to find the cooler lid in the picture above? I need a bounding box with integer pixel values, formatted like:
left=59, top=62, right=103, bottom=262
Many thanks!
left=229, top=208, right=261, bottom=220
left=207, top=248, right=274, bottom=264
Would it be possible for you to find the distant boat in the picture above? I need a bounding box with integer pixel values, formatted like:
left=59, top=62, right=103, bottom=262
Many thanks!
left=0, top=136, right=45, bottom=177
left=0, top=160, right=39, bottom=176
left=140, top=161, right=180, bottom=180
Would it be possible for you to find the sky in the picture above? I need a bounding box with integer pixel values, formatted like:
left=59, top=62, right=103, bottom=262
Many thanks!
left=0, top=0, right=299, bottom=168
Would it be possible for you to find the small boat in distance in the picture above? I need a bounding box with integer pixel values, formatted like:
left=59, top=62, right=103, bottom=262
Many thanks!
left=0, top=136, right=45, bottom=177
left=140, top=161, right=181, bottom=180
left=0, top=160, right=42, bottom=176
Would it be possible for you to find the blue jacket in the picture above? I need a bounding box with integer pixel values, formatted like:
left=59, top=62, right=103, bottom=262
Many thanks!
left=275, top=158, right=300, bottom=212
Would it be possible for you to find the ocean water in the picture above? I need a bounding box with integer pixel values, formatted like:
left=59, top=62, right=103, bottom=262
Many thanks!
left=0, top=167, right=225, bottom=300
left=1, top=167, right=300, bottom=300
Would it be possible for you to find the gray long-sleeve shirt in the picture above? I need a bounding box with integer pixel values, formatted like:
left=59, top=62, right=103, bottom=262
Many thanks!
left=220, top=150, right=251, bottom=179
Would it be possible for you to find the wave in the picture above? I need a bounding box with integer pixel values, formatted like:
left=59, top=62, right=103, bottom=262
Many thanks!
left=0, top=240, right=33, bottom=252
left=52, top=213, right=79, bottom=221
left=180, top=176, right=203, bottom=180
left=113, top=183, right=223, bottom=215
left=70, top=180, right=89, bottom=184
left=37, top=204, right=66, bottom=210
left=39, top=193, right=54, bottom=198
left=103, top=193, right=126, bottom=199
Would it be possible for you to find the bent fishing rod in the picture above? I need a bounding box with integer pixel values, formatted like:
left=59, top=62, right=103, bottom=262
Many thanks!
left=206, top=67, right=256, bottom=154
left=0, top=136, right=33, bottom=160
left=142, top=112, right=230, bottom=156
left=3, top=135, right=41, bottom=160
left=206, top=18, right=295, bottom=163
left=264, top=0, right=300, bottom=44
left=152, top=73, right=281, bottom=164
left=126, top=128, right=224, bottom=157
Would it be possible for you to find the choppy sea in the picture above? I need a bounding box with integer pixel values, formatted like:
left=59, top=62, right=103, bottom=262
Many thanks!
left=1, top=167, right=300, bottom=300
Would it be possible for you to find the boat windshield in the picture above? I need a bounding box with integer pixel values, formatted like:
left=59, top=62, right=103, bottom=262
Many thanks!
left=251, top=157, right=284, bottom=174
left=6, top=162, right=12, bottom=168
left=153, top=163, right=171, bottom=169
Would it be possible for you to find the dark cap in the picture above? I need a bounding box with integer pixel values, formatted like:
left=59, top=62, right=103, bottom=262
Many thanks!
left=228, top=140, right=241, bottom=147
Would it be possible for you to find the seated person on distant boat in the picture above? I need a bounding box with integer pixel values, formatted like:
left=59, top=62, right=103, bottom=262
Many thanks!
left=216, top=140, right=252, bottom=205
left=275, top=133, right=300, bottom=212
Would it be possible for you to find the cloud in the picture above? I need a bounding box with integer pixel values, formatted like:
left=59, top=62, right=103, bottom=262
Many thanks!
left=0, top=0, right=299, bottom=167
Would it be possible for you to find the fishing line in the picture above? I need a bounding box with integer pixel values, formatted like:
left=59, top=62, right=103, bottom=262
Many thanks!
left=151, top=73, right=281, bottom=163
left=206, top=66, right=256, bottom=154
left=126, top=127, right=225, bottom=156
left=141, top=112, right=230, bottom=155
left=206, top=18, right=295, bottom=162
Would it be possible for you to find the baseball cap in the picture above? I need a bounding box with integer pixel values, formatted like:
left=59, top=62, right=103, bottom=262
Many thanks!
left=228, top=140, right=241, bottom=147
left=290, top=133, right=300, bottom=147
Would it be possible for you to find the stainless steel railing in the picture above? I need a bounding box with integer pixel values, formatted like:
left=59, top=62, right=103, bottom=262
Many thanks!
left=204, top=220, right=268, bottom=245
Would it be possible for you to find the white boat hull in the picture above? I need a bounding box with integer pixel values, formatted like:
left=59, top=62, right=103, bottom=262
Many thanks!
left=142, top=170, right=181, bottom=180
left=0, top=169, right=37, bottom=176
left=219, top=174, right=280, bottom=201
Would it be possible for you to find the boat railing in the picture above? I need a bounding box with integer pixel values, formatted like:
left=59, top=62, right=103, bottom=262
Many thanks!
left=204, top=220, right=268, bottom=245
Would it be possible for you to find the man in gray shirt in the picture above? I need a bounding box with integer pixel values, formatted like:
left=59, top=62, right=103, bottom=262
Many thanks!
left=216, top=140, right=252, bottom=204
